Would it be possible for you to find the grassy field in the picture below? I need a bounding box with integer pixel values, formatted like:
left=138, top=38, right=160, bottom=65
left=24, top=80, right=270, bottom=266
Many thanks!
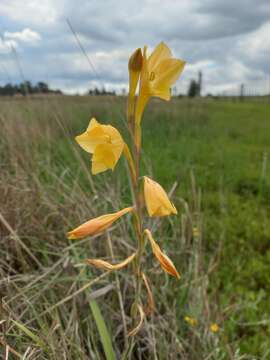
left=0, top=95, right=269, bottom=359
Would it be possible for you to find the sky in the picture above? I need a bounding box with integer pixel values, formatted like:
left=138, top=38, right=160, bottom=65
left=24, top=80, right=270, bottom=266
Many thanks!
left=0, top=0, right=270, bottom=95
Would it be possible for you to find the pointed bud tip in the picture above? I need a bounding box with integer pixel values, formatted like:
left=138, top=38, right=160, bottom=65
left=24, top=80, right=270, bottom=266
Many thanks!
left=128, top=48, right=143, bottom=72
left=67, top=232, right=77, bottom=240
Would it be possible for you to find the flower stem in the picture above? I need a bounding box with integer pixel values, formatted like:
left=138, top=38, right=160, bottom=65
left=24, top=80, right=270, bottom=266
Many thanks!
left=123, top=101, right=145, bottom=355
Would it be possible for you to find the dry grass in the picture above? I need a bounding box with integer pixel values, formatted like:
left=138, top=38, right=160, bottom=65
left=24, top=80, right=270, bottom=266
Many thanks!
left=0, top=96, right=253, bottom=359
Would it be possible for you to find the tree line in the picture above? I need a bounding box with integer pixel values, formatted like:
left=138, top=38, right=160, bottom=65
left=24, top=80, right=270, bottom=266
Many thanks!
left=0, top=81, right=62, bottom=96
left=0, top=72, right=204, bottom=97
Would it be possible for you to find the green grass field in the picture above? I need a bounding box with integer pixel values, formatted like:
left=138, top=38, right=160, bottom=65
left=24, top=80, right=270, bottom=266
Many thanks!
left=1, top=96, right=269, bottom=359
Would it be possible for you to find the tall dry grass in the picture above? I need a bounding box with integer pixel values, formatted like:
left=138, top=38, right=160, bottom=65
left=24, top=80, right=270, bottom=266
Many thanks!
left=0, top=96, right=242, bottom=359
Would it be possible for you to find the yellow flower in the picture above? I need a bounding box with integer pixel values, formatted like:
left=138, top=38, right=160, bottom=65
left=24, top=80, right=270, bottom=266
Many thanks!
left=184, top=316, right=198, bottom=327
left=135, top=42, right=185, bottom=124
left=210, top=323, right=219, bottom=333
left=144, top=229, right=180, bottom=279
left=144, top=176, right=177, bottom=217
left=193, top=226, right=200, bottom=237
left=67, top=207, right=133, bottom=239
left=75, top=118, right=124, bottom=174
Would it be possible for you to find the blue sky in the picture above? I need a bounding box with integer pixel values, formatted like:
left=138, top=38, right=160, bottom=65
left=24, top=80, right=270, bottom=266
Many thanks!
left=0, top=0, right=270, bottom=95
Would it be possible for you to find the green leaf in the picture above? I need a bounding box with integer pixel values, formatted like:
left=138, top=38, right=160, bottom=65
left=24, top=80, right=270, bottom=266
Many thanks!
left=89, top=300, right=116, bottom=360
left=11, top=319, right=46, bottom=349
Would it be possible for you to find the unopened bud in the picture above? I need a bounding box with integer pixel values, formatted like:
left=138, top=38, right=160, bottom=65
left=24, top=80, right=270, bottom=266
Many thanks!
left=128, top=48, right=143, bottom=72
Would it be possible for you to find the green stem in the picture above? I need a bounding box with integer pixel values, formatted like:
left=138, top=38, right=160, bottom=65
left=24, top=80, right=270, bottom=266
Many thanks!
left=123, top=97, right=145, bottom=357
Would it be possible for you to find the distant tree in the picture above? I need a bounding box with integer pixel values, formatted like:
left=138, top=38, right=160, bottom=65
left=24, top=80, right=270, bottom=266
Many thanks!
left=3, top=83, right=16, bottom=96
left=187, top=80, right=199, bottom=97
left=0, top=81, right=61, bottom=96
left=187, top=71, right=203, bottom=98
left=37, top=82, right=49, bottom=93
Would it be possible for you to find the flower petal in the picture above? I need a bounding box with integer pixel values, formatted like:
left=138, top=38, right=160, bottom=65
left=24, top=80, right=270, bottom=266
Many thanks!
left=67, top=207, right=133, bottom=239
left=148, top=42, right=172, bottom=71
left=144, top=229, right=180, bottom=279
left=144, top=176, right=177, bottom=217
left=92, top=143, right=116, bottom=174
left=76, top=118, right=106, bottom=153
left=85, top=252, right=136, bottom=271
left=75, top=119, right=125, bottom=174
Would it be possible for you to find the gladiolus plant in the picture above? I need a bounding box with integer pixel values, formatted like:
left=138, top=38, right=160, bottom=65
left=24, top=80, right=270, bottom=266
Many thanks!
left=68, top=42, right=185, bottom=343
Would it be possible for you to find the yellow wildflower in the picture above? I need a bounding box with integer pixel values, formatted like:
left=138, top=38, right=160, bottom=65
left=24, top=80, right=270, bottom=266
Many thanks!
left=144, top=229, right=180, bottom=279
left=184, top=316, right=198, bottom=327
left=135, top=42, right=185, bottom=124
left=67, top=207, right=133, bottom=239
left=210, top=323, right=219, bottom=333
left=144, top=176, right=177, bottom=217
left=193, top=226, right=200, bottom=237
left=76, top=118, right=124, bottom=174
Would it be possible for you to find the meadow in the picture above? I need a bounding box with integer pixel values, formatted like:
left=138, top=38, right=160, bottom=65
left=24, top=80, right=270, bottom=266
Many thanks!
left=0, top=95, right=269, bottom=359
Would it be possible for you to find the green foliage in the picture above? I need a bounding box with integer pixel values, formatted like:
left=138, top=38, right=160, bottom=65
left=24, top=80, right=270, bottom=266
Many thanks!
left=89, top=300, right=116, bottom=360
left=1, top=96, right=269, bottom=358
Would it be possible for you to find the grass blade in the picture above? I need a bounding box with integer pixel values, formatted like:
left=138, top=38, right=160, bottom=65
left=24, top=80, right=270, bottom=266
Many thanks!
left=89, top=300, right=116, bottom=360
left=11, top=319, right=46, bottom=349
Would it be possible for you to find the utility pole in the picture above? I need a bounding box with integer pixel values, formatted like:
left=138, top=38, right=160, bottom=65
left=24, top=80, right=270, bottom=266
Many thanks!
left=198, top=71, right=202, bottom=96
left=240, top=83, right=245, bottom=101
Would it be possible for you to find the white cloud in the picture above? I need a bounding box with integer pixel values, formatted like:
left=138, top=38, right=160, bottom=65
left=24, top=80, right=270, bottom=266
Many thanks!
left=0, top=0, right=63, bottom=26
left=0, top=39, right=18, bottom=53
left=4, top=28, right=41, bottom=44
left=0, top=0, right=269, bottom=94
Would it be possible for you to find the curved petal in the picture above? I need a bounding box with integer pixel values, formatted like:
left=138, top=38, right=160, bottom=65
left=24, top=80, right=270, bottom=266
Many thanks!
left=154, top=58, right=186, bottom=87
left=92, top=143, right=116, bottom=174
left=148, top=42, right=172, bottom=71
left=128, top=304, right=145, bottom=337
left=76, top=119, right=107, bottom=153
left=144, top=229, right=180, bottom=279
left=85, top=252, right=136, bottom=271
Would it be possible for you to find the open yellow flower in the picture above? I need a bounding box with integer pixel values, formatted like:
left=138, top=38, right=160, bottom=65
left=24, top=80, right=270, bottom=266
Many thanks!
left=135, top=42, right=185, bottom=124
left=210, top=323, right=220, bottom=333
left=76, top=118, right=124, bottom=174
left=67, top=207, right=133, bottom=239
left=144, top=176, right=177, bottom=217
left=184, top=316, right=198, bottom=327
left=144, top=229, right=180, bottom=279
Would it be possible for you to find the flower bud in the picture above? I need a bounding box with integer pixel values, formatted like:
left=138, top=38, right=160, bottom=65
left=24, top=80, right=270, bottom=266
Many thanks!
left=67, top=207, right=133, bottom=239
left=128, top=48, right=143, bottom=72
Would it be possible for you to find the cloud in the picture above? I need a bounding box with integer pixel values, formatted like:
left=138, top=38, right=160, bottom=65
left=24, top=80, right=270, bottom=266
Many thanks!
left=0, top=0, right=64, bottom=27
left=4, top=28, right=41, bottom=44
